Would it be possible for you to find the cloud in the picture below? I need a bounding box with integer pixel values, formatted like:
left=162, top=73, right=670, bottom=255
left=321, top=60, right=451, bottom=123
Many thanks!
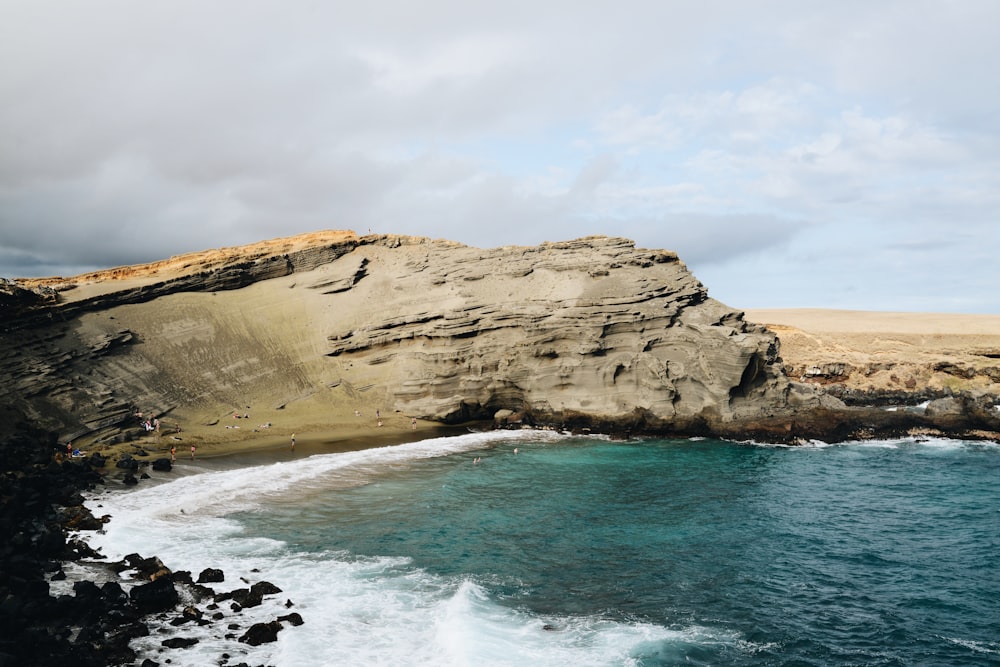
left=0, top=1, right=998, bottom=311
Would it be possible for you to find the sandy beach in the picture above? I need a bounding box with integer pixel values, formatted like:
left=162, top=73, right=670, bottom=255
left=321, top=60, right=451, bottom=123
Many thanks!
left=94, top=410, right=469, bottom=471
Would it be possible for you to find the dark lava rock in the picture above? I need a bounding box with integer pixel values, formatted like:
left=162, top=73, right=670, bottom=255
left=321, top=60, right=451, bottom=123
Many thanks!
left=129, top=576, right=179, bottom=613
left=250, top=580, right=282, bottom=596
left=278, top=612, right=304, bottom=626
left=115, top=455, right=139, bottom=470
left=161, top=636, right=199, bottom=649
left=197, top=567, right=225, bottom=583
left=150, top=458, right=172, bottom=472
left=238, top=620, right=283, bottom=646
left=124, top=553, right=170, bottom=580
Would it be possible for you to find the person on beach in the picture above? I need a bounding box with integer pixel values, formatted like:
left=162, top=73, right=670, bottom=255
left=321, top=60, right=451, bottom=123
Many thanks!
left=291, top=433, right=296, bottom=451
left=411, top=417, right=417, bottom=430
left=170, top=446, right=176, bottom=462
left=190, top=445, right=196, bottom=460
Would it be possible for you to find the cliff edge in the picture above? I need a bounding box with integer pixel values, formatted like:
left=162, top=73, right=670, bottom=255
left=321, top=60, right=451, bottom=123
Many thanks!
left=2, top=232, right=997, bottom=452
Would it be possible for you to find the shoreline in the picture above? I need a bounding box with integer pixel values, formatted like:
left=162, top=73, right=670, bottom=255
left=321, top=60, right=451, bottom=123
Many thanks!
left=107, top=422, right=477, bottom=479
left=84, top=408, right=473, bottom=472
left=3, top=422, right=476, bottom=666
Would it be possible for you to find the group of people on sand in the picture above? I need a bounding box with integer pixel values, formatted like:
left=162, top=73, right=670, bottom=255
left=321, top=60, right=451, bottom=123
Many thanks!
left=134, top=410, right=159, bottom=431
left=135, top=409, right=181, bottom=436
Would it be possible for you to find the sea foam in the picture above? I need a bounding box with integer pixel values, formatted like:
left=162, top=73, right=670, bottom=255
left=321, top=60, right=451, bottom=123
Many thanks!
left=81, top=429, right=719, bottom=666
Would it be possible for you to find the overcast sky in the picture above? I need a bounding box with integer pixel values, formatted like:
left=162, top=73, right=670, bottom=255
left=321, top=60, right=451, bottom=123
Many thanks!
left=2, top=1, right=998, bottom=313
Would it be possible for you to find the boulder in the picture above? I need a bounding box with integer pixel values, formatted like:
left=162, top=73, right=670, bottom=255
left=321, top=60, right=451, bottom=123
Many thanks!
left=129, top=577, right=178, bottom=613
left=925, top=397, right=962, bottom=417
left=278, top=612, right=304, bottom=626
left=238, top=620, right=283, bottom=646
left=161, top=637, right=199, bottom=649
left=150, top=457, right=172, bottom=471
left=115, top=455, right=138, bottom=470
left=197, top=567, right=225, bottom=583
left=250, top=580, right=282, bottom=596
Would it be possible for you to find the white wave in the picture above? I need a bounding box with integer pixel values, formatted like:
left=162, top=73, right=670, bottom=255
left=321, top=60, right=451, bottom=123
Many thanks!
left=85, top=429, right=570, bottom=522
left=942, top=636, right=1000, bottom=655
left=79, top=429, right=765, bottom=666
left=742, top=435, right=999, bottom=452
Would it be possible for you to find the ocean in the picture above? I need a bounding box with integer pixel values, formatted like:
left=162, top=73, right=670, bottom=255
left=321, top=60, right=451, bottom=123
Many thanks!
left=80, top=431, right=1000, bottom=666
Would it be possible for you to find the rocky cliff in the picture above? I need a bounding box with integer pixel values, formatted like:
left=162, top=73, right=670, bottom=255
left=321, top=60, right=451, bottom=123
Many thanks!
left=2, top=231, right=997, bottom=448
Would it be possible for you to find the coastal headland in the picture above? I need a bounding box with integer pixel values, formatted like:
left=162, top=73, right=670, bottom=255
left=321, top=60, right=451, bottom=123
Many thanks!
left=2, top=231, right=999, bottom=664
left=2, top=230, right=999, bottom=465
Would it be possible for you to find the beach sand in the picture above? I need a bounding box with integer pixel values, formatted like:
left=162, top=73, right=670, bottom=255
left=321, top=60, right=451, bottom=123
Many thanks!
left=91, top=403, right=470, bottom=472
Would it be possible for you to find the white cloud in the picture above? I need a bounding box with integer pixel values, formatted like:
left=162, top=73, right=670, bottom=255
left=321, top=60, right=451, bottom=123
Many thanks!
left=1, top=0, right=998, bottom=312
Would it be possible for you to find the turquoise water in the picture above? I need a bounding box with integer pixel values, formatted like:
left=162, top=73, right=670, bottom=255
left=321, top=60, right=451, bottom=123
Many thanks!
left=84, top=433, right=1000, bottom=665
left=231, top=436, right=1000, bottom=665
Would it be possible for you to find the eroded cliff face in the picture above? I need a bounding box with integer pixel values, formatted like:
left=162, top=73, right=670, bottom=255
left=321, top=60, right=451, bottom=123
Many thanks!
left=326, top=236, right=797, bottom=429
left=1, top=233, right=817, bottom=444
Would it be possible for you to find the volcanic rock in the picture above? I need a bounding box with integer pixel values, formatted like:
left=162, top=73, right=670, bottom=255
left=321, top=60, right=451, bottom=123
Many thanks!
left=150, top=457, right=172, bottom=471
left=238, top=620, right=283, bottom=646
left=197, top=567, right=225, bottom=583
left=129, top=576, right=179, bottom=613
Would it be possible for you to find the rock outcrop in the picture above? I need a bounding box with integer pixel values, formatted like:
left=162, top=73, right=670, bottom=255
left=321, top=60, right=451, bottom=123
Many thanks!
left=1, top=231, right=997, bottom=445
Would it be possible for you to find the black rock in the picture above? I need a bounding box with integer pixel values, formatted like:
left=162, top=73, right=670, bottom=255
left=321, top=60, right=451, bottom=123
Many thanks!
left=278, top=612, right=304, bottom=626
left=197, top=567, right=225, bottom=583
left=151, top=458, right=172, bottom=472
left=250, top=580, right=282, bottom=596
left=161, top=636, right=199, bottom=649
left=115, top=455, right=139, bottom=470
left=238, top=620, right=283, bottom=646
left=129, top=576, right=179, bottom=613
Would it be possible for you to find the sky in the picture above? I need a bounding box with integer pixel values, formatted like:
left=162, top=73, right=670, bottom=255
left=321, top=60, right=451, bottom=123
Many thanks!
left=1, top=1, right=998, bottom=313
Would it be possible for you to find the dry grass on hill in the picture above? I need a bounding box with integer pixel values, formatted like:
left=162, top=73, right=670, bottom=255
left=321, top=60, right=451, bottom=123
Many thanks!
left=745, top=309, right=1000, bottom=396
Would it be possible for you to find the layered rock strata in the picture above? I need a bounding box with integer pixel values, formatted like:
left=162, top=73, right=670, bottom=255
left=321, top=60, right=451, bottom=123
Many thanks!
left=2, top=232, right=997, bottom=446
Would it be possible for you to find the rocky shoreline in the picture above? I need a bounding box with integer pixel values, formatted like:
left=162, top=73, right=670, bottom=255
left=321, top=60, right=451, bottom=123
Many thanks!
left=3, top=233, right=999, bottom=664
left=3, top=400, right=998, bottom=666
left=0, top=423, right=301, bottom=667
